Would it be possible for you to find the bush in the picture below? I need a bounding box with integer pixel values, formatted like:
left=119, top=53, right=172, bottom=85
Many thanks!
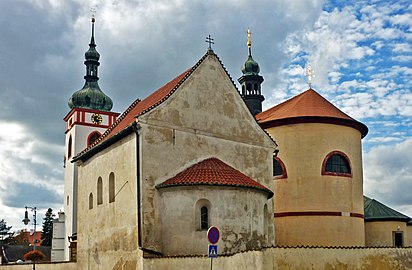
left=24, top=250, right=46, bottom=262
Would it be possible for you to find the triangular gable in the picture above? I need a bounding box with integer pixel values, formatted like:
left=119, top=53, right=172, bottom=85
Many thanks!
left=75, top=50, right=276, bottom=161
left=74, top=52, right=211, bottom=160
left=156, top=157, right=273, bottom=198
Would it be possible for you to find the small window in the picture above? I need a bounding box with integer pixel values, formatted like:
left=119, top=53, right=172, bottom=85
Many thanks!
left=393, top=231, right=403, bottom=247
left=97, top=177, right=103, bottom=205
left=246, top=83, right=252, bottom=92
left=201, top=206, right=208, bottom=230
left=88, top=131, right=101, bottom=147
left=322, top=151, right=352, bottom=177
left=67, top=195, right=69, bottom=206
left=273, top=157, right=287, bottom=179
left=109, top=172, right=115, bottom=203
left=68, top=136, right=72, bottom=158
left=195, top=199, right=211, bottom=231
left=89, top=193, right=93, bottom=209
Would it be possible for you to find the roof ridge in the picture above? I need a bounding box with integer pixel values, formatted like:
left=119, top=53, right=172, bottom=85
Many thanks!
left=74, top=51, right=212, bottom=160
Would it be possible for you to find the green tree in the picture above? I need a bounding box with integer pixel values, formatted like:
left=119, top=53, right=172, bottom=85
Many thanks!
left=0, top=219, right=12, bottom=243
left=40, top=208, right=53, bottom=246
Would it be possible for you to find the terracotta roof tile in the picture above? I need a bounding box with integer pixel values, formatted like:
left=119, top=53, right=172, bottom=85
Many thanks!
left=156, top=157, right=273, bottom=198
left=256, top=89, right=368, bottom=137
left=257, top=89, right=353, bottom=121
left=75, top=55, right=205, bottom=158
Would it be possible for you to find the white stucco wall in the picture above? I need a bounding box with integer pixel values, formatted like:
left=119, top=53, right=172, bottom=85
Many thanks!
left=159, top=186, right=271, bottom=255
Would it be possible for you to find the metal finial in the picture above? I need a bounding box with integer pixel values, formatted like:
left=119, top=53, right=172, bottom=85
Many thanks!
left=205, top=34, right=214, bottom=51
left=305, top=64, right=315, bottom=89
left=247, top=29, right=252, bottom=55
left=247, top=29, right=252, bottom=48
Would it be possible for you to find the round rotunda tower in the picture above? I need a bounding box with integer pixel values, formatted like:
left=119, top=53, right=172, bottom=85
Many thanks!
left=256, top=88, right=368, bottom=247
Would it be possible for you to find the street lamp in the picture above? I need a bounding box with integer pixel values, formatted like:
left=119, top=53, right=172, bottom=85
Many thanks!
left=22, top=206, right=37, bottom=250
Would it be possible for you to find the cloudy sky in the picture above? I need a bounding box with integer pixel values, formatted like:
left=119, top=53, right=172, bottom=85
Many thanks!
left=0, top=0, right=411, bottom=231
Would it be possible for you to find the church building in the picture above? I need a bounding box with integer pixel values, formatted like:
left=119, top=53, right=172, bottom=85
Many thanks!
left=56, top=17, right=411, bottom=268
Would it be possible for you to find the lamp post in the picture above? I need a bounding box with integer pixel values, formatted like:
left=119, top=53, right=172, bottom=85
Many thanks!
left=22, top=206, right=37, bottom=250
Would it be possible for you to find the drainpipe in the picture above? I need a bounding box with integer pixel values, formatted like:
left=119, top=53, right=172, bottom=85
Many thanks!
left=133, top=123, right=142, bottom=249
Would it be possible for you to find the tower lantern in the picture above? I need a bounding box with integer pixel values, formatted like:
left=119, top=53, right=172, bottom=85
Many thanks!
left=238, top=29, right=264, bottom=116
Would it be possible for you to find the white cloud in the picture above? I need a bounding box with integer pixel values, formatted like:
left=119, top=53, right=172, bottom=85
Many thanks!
left=364, top=138, right=412, bottom=217
left=0, top=121, right=63, bottom=230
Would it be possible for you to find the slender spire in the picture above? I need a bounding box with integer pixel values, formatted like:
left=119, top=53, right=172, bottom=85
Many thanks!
left=68, top=16, right=113, bottom=111
left=90, top=15, right=96, bottom=45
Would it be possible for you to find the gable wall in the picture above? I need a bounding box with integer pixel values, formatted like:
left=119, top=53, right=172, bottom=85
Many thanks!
left=137, top=54, right=276, bottom=254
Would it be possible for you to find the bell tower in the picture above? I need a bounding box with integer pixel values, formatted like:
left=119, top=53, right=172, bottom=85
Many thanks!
left=238, top=29, right=264, bottom=116
left=62, top=16, right=119, bottom=261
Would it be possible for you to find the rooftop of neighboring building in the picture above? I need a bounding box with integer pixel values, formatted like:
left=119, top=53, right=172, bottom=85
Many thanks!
left=364, top=196, right=410, bottom=222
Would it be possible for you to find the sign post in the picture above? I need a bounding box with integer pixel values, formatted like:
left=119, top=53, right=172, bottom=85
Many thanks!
left=207, top=227, right=220, bottom=270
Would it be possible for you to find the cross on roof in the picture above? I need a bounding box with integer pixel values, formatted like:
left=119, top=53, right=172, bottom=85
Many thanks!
left=205, top=34, right=214, bottom=51
left=305, top=64, right=315, bottom=89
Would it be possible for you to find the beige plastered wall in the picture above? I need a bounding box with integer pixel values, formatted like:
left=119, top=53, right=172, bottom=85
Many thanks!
left=2, top=248, right=412, bottom=270
left=365, top=221, right=408, bottom=247
left=159, top=186, right=271, bottom=255
left=76, top=134, right=142, bottom=270
left=137, top=53, right=276, bottom=254
left=142, top=247, right=412, bottom=270
left=408, top=225, right=412, bottom=246
left=266, top=123, right=365, bottom=246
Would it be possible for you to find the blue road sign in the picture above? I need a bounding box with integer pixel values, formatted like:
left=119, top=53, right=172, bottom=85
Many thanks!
left=208, top=244, right=218, bottom=258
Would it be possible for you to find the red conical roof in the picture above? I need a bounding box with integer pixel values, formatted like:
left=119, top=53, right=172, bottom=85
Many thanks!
left=256, top=89, right=368, bottom=138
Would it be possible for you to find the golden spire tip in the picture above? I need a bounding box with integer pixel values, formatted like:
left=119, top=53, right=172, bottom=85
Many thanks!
left=247, top=28, right=252, bottom=48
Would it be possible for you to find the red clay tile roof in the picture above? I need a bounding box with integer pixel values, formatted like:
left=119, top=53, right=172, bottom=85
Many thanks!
left=256, top=89, right=368, bottom=137
left=156, top=157, right=273, bottom=198
left=75, top=50, right=246, bottom=161
left=75, top=52, right=222, bottom=160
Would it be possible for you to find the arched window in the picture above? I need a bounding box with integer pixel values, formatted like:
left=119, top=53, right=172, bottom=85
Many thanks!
left=68, top=135, right=72, bottom=158
left=246, top=83, right=252, bottom=93
left=109, top=172, right=115, bottom=203
left=195, top=199, right=211, bottom=231
left=201, top=207, right=208, bottom=230
left=242, top=85, right=246, bottom=95
left=87, top=131, right=101, bottom=147
left=89, top=193, right=93, bottom=210
left=273, top=157, right=287, bottom=179
left=322, top=151, right=352, bottom=177
left=97, top=177, right=103, bottom=205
